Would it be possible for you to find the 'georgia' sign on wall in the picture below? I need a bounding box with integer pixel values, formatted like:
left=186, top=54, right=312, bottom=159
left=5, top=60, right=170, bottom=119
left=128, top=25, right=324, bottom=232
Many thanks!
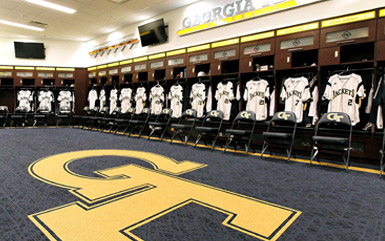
left=178, top=0, right=324, bottom=36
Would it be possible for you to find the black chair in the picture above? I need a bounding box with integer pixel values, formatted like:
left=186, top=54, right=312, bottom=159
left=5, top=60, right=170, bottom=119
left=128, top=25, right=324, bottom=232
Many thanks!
left=170, top=109, right=198, bottom=145
left=127, top=108, right=151, bottom=137
left=101, top=107, right=121, bottom=132
left=114, top=108, right=135, bottom=134
left=261, top=111, right=297, bottom=162
left=10, top=107, right=29, bottom=128
left=83, top=107, right=100, bottom=129
left=0, top=106, right=9, bottom=127
left=310, top=112, right=352, bottom=172
left=194, top=110, right=224, bottom=151
left=56, top=106, right=72, bottom=127
left=33, top=106, right=50, bottom=127
left=72, top=107, right=89, bottom=128
left=147, top=108, right=173, bottom=141
left=223, top=110, right=257, bottom=154
left=93, top=107, right=109, bottom=131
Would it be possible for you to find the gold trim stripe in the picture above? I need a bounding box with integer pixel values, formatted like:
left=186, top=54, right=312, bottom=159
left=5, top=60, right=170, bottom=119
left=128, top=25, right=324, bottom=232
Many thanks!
left=187, top=44, right=210, bottom=53
left=149, top=53, right=165, bottom=60
left=119, top=60, right=132, bottom=65
left=211, top=38, right=239, bottom=48
left=321, top=11, right=376, bottom=28
left=134, top=56, right=148, bottom=63
left=241, top=31, right=275, bottom=43
left=15, top=66, right=35, bottom=70
left=56, top=68, right=75, bottom=71
left=166, top=49, right=186, bottom=56
left=277, top=22, right=319, bottom=36
left=107, top=62, right=119, bottom=67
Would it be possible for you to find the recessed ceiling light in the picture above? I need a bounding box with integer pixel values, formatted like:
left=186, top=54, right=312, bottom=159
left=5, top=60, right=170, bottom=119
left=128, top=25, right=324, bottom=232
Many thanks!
left=0, top=20, right=44, bottom=31
left=25, top=0, right=77, bottom=14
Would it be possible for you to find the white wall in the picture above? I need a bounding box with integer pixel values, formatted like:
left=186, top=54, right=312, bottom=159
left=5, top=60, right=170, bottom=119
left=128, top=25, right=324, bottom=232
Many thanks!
left=87, top=0, right=385, bottom=66
left=0, top=37, right=89, bottom=67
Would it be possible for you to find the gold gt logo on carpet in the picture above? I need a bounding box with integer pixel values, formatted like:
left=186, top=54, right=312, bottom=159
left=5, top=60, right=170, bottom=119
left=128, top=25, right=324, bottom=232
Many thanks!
left=28, top=150, right=301, bottom=241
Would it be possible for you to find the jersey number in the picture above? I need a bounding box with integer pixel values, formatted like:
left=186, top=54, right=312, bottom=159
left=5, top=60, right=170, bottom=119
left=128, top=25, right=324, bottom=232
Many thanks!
left=348, top=99, right=353, bottom=106
left=295, top=100, right=300, bottom=106
left=259, top=100, right=265, bottom=105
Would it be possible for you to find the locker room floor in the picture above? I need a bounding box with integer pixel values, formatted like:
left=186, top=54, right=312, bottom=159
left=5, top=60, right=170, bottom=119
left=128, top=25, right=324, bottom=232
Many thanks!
left=1, top=127, right=385, bottom=241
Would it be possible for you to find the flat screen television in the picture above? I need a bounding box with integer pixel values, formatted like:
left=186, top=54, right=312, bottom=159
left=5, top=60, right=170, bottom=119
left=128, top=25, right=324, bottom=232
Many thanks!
left=138, top=19, right=167, bottom=47
left=14, top=42, right=45, bottom=59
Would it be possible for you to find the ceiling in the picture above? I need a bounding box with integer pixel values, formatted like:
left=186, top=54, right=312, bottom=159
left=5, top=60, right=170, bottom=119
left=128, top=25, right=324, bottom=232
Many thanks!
left=0, top=0, right=199, bottom=42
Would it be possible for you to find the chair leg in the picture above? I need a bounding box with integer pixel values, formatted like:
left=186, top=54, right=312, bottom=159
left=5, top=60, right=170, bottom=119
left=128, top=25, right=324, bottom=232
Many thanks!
left=223, top=136, right=232, bottom=153
left=194, top=134, right=202, bottom=148
left=32, top=120, right=37, bottom=128
left=310, top=147, right=318, bottom=166
left=147, top=129, right=155, bottom=140
left=170, top=130, right=177, bottom=144
left=261, top=141, right=268, bottom=159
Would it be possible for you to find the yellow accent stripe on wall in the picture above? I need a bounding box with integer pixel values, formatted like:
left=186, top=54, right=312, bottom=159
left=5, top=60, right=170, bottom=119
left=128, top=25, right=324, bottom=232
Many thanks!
left=87, top=67, right=96, bottom=71
left=133, top=56, right=148, bottom=63
left=241, top=31, right=275, bottom=43
left=321, top=11, right=376, bottom=28
left=119, top=60, right=132, bottom=65
left=15, top=66, right=35, bottom=70
left=277, top=22, right=319, bottom=36
left=36, top=67, right=55, bottom=71
left=211, top=38, right=239, bottom=48
left=187, top=44, right=211, bottom=52
left=167, top=49, right=186, bottom=56
left=107, top=62, right=119, bottom=67
left=380, top=9, right=385, bottom=18
left=149, top=53, right=165, bottom=60
left=0, top=66, right=13, bottom=69
left=96, top=65, right=107, bottom=69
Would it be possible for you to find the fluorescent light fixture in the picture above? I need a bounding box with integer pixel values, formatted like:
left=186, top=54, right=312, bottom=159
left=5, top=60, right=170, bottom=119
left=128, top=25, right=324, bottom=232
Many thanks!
left=0, top=20, right=44, bottom=31
left=25, top=0, right=76, bottom=14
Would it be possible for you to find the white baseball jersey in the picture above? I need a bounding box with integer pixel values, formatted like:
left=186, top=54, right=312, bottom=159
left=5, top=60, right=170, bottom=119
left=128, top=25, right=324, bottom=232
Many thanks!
left=269, top=88, right=276, bottom=117
left=134, top=87, right=147, bottom=114
left=38, top=90, right=54, bottom=112
left=119, top=88, right=132, bottom=113
left=280, top=77, right=311, bottom=123
left=243, top=79, right=270, bottom=121
left=206, top=86, right=212, bottom=112
left=323, top=73, right=365, bottom=126
left=88, top=89, right=98, bottom=109
left=17, top=90, right=33, bottom=112
left=215, top=81, right=234, bottom=120
left=99, top=89, right=106, bottom=110
left=58, top=90, right=73, bottom=110
left=190, top=83, right=206, bottom=118
left=308, top=86, right=319, bottom=125
left=168, top=84, right=183, bottom=118
left=110, top=89, right=118, bottom=114
left=150, top=85, right=164, bottom=115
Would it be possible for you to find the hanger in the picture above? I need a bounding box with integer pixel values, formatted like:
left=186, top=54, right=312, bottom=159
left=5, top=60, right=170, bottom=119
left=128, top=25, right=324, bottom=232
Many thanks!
left=253, top=73, right=261, bottom=81
left=156, top=81, right=160, bottom=87
left=198, top=77, right=202, bottom=84
left=339, top=65, right=352, bottom=76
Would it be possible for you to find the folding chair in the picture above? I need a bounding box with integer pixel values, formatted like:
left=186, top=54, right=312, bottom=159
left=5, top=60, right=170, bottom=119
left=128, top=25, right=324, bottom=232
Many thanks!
left=82, top=107, right=99, bottom=129
left=33, top=106, right=50, bottom=127
left=93, top=107, right=109, bottom=131
left=223, top=110, right=257, bottom=154
left=261, top=111, right=297, bottom=162
left=310, top=112, right=352, bottom=172
left=194, top=110, right=224, bottom=151
left=127, top=108, right=151, bottom=137
left=147, top=108, right=173, bottom=141
left=72, top=107, right=89, bottom=128
left=101, top=107, right=121, bottom=132
left=0, top=106, right=9, bottom=127
left=56, top=106, right=72, bottom=127
left=114, top=108, right=135, bottom=134
left=170, top=109, right=198, bottom=145
left=86, top=107, right=102, bottom=130
left=10, top=107, right=29, bottom=128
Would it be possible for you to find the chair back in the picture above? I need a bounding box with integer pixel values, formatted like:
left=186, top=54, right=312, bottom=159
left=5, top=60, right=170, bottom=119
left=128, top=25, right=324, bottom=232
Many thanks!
left=15, top=106, right=29, bottom=113
left=234, top=110, right=256, bottom=122
left=205, top=110, right=224, bottom=121
left=318, top=112, right=351, bottom=126
left=37, top=106, right=50, bottom=113
left=182, top=109, right=197, bottom=119
left=0, top=106, right=9, bottom=113
left=58, top=106, right=71, bottom=114
left=271, top=111, right=297, bottom=124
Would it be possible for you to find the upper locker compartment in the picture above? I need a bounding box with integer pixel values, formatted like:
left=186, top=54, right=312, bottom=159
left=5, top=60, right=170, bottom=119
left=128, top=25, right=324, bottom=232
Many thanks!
left=376, top=8, right=385, bottom=61
left=275, top=22, right=320, bottom=70
left=56, top=68, right=75, bottom=87
left=239, top=31, right=275, bottom=73
left=186, top=44, right=211, bottom=78
left=148, top=53, right=166, bottom=82
left=0, top=66, right=14, bottom=87
left=14, top=66, right=36, bottom=86
left=96, top=65, right=108, bottom=86
left=87, top=67, right=97, bottom=87
left=35, top=67, right=56, bottom=87
left=319, top=11, right=376, bottom=65
left=210, top=38, right=240, bottom=76
left=132, top=56, right=148, bottom=83
left=106, top=62, right=120, bottom=86
left=119, top=60, right=133, bottom=85
left=165, top=49, right=186, bottom=80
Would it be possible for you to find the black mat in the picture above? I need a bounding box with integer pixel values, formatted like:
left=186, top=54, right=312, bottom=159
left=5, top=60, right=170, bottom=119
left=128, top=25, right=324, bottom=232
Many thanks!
left=1, top=128, right=385, bottom=240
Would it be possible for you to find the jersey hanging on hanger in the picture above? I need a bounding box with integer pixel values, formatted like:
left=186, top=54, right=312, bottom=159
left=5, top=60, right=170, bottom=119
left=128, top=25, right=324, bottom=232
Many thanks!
left=206, top=86, right=212, bottom=112
left=38, top=90, right=54, bottom=112
left=190, top=82, right=206, bottom=118
left=168, top=84, right=183, bottom=118
left=280, top=77, right=311, bottom=123
left=243, top=79, right=270, bottom=121
left=119, top=88, right=132, bottom=113
left=269, top=87, right=276, bottom=117
left=150, top=85, right=164, bottom=115
left=134, top=87, right=147, bottom=114
left=323, top=73, right=366, bottom=126
left=88, top=89, right=98, bottom=109
left=308, top=86, right=319, bottom=125
left=110, top=89, right=118, bottom=114
left=17, top=90, right=33, bottom=112
left=215, top=81, right=234, bottom=120
left=58, top=90, right=73, bottom=111
left=99, top=89, right=106, bottom=110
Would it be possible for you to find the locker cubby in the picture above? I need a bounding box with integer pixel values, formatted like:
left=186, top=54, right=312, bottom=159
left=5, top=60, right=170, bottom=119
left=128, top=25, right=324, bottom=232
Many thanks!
left=63, top=79, right=75, bottom=87
left=100, top=77, right=108, bottom=85
left=138, top=72, right=148, bottom=82
left=221, top=60, right=239, bottom=74
left=90, top=78, right=97, bottom=86
left=22, top=78, right=35, bottom=86
left=172, top=67, right=186, bottom=78
left=292, top=49, right=318, bottom=68
left=43, top=79, right=55, bottom=86
left=122, top=74, right=133, bottom=84
left=340, top=42, right=374, bottom=63
left=154, top=69, right=166, bottom=80
left=253, top=55, right=275, bottom=71
left=111, top=76, right=119, bottom=85
left=1, top=78, right=13, bottom=86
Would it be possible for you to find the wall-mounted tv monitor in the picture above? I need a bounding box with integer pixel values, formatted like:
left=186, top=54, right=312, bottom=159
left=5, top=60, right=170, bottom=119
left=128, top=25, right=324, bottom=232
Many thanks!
left=138, top=19, right=167, bottom=47
left=14, top=42, right=45, bottom=59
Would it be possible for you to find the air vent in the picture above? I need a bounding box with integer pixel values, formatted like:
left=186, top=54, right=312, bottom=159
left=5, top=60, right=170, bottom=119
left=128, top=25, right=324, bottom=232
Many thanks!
left=108, top=0, right=130, bottom=3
